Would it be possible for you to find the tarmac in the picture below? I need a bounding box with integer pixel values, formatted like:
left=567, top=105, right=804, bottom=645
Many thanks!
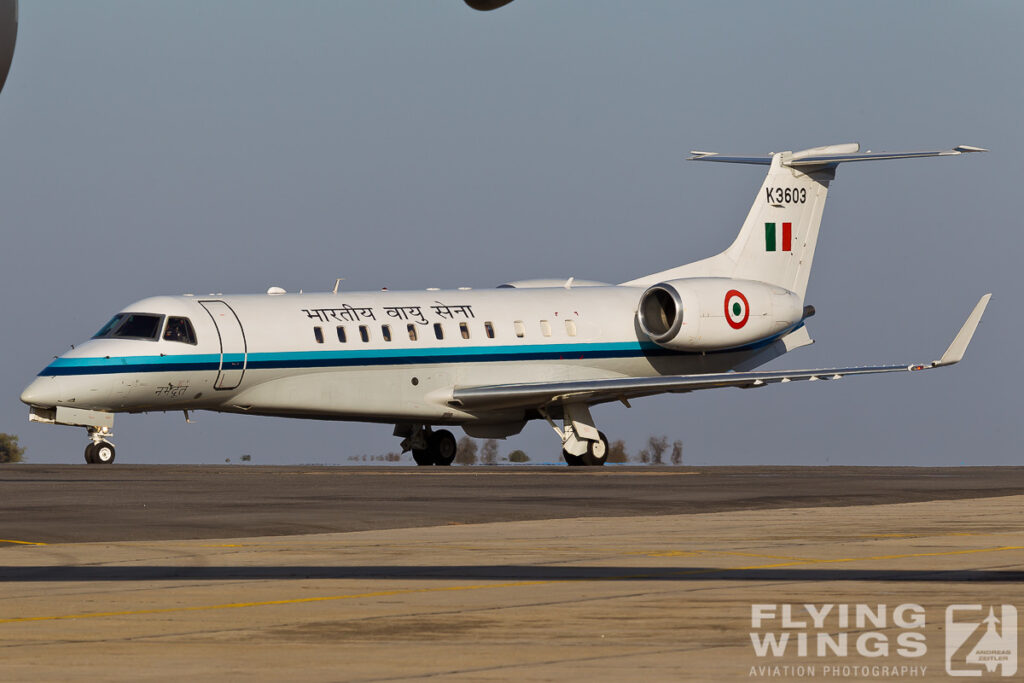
left=1, top=466, right=1022, bottom=681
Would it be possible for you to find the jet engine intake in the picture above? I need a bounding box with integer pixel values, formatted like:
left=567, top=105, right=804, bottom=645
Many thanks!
left=637, top=278, right=804, bottom=351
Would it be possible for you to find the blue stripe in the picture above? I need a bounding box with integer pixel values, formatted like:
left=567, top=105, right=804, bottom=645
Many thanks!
left=40, top=342, right=664, bottom=376
left=39, top=325, right=804, bottom=378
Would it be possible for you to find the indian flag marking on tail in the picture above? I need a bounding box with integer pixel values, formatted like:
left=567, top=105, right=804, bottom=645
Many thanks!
left=764, top=222, right=792, bottom=252
left=724, top=289, right=750, bottom=329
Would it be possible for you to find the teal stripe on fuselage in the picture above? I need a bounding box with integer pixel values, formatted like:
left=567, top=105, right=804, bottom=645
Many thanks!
left=40, top=323, right=803, bottom=378
left=250, top=341, right=649, bottom=363
left=40, top=341, right=662, bottom=377
left=45, top=353, right=223, bottom=368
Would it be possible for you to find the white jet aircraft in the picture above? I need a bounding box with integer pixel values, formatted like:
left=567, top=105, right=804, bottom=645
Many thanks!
left=21, top=143, right=990, bottom=465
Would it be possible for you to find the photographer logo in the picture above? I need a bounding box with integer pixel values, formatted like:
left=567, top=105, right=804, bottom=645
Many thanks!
left=945, top=605, right=1017, bottom=677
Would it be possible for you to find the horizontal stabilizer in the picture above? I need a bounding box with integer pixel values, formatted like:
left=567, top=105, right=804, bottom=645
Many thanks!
left=689, top=144, right=987, bottom=167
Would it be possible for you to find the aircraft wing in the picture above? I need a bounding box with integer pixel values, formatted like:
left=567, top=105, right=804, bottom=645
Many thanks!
left=449, top=294, right=991, bottom=412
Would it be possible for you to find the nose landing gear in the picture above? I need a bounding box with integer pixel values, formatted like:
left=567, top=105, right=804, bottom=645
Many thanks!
left=85, top=427, right=115, bottom=464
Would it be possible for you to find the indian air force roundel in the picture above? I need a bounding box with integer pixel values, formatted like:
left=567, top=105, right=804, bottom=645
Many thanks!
left=724, top=289, right=750, bottom=329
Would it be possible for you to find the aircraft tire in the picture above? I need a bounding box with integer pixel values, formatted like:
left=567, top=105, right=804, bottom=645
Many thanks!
left=84, top=443, right=98, bottom=464
left=93, top=441, right=116, bottom=464
left=430, top=429, right=457, bottom=466
left=581, top=432, right=609, bottom=467
left=412, top=449, right=434, bottom=466
left=562, top=450, right=584, bottom=466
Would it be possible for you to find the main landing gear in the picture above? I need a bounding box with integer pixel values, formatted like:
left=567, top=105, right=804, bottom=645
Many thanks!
left=84, top=427, right=116, bottom=464
left=543, top=403, right=609, bottom=467
left=398, top=404, right=611, bottom=468
left=562, top=430, right=609, bottom=467
left=398, top=425, right=457, bottom=466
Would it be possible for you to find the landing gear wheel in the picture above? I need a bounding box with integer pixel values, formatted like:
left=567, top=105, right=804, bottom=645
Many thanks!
left=562, top=450, right=584, bottom=466
left=581, top=431, right=609, bottom=467
left=430, top=429, right=457, bottom=466
left=412, top=449, right=434, bottom=466
left=85, top=441, right=115, bottom=464
left=93, top=441, right=116, bottom=464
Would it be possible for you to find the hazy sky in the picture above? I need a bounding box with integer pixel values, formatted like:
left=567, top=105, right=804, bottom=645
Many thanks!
left=1, top=1, right=1020, bottom=466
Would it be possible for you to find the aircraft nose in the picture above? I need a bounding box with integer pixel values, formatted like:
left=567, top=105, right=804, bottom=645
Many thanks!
left=21, top=376, right=60, bottom=407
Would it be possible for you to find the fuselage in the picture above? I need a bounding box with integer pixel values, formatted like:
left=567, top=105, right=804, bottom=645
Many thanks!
left=18, top=142, right=985, bottom=465
left=21, top=283, right=778, bottom=428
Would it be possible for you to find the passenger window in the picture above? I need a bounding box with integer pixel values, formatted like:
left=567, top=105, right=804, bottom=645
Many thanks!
left=313, top=326, right=324, bottom=344
left=164, top=317, right=197, bottom=345
left=484, top=321, right=495, bottom=339
left=111, top=313, right=164, bottom=341
left=337, top=326, right=347, bottom=343
left=359, top=325, right=370, bottom=342
left=514, top=320, right=525, bottom=338
left=565, top=319, right=577, bottom=337
left=407, top=324, right=418, bottom=341
left=459, top=322, right=470, bottom=339
left=382, top=325, right=392, bottom=342
left=540, top=320, right=552, bottom=337
left=434, top=323, right=444, bottom=340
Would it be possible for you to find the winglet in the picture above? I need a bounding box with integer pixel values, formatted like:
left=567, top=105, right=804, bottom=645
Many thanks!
left=953, top=145, right=988, bottom=154
left=933, top=294, right=991, bottom=367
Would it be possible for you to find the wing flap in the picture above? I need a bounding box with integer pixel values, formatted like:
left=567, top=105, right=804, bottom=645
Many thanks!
left=450, top=364, right=908, bottom=412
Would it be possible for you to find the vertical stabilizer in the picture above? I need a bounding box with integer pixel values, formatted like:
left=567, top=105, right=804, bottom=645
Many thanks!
left=711, top=152, right=832, bottom=299
left=624, top=143, right=986, bottom=301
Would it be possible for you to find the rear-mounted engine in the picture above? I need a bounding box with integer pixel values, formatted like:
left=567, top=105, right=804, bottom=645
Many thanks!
left=637, top=278, right=805, bottom=351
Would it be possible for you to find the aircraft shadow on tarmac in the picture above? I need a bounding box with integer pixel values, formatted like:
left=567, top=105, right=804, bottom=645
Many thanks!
left=2, top=566, right=1022, bottom=583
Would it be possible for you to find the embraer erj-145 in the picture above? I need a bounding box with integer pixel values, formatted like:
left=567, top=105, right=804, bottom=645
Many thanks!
left=21, top=143, right=990, bottom=465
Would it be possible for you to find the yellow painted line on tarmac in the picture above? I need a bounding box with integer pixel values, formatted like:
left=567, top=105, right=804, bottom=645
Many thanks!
left=2, top=544, right=1022, bottom=625
left=857, top=533, right=917, bottom=538
left=0, top=580, right=551, bottom=624
left=0, top=540, right=47, bottom=546
left=188, top=539, right=1021, bottom=561
left=640, top=550, right=703, bottom=558
left=716, top=551, right=818, bottom=562
left=855, top=532, right=996, bottom=539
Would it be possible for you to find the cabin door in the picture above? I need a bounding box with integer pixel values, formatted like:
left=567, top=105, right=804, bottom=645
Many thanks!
left=199, top=300, right=248, bottom=390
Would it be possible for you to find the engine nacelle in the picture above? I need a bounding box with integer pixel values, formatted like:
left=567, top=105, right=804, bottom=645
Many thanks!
left=637, top=278, right=804, bottom=351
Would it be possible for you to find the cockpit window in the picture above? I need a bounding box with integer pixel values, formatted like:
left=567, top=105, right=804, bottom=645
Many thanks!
left=93, top=314, right=125, bottom=338
left=163, top=317, right=197, bottom=345
left=114, top=314, right=164, bottom=340
left=93, top=313, right=164, bottom=341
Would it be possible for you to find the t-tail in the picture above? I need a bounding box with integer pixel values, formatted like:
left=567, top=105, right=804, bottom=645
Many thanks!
left=623, top=143, right=987, bottom=300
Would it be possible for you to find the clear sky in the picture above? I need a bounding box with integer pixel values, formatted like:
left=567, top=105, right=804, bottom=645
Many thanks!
left=1, top=1, right=1020, bottom=466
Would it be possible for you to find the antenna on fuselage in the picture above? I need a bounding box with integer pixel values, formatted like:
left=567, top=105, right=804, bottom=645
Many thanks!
left=333, top=278, right=345, bottom=294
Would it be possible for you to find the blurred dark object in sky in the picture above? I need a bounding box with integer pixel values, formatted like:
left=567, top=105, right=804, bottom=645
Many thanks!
left=0, top=1, right=16, bottom=95
left=465, top=0, right=516, bottom=11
